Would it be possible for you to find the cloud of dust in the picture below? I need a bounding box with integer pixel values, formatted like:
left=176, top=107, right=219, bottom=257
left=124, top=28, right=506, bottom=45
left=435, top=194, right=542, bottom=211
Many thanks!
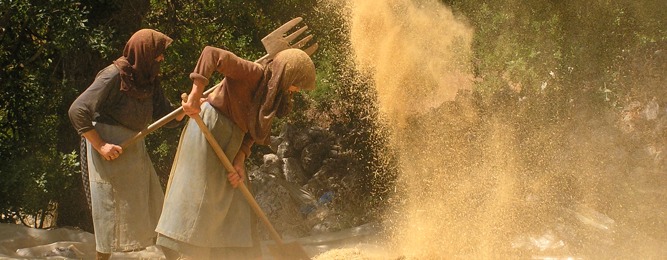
left=346, top=0, right=487, bottom=257
left=348, top=0, right=474, bottom=127
left=330, top=0, right=667, bottom=259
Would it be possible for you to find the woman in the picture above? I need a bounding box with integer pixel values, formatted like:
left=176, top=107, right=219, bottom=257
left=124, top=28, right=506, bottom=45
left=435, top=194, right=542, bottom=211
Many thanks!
left=68, top=29, right=184, bottom=260
left=155, top=46, right=316, bottom=259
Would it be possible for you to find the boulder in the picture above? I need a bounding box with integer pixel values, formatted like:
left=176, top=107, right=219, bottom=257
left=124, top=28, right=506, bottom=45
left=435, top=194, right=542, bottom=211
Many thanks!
left=301, top=142, right=330, bottom=178
left=283, top=158, right=308, bottom=185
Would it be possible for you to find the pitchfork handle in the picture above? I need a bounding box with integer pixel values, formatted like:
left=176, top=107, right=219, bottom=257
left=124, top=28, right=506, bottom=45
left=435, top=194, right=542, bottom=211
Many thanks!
left=119, top=82, right=222, bottom=149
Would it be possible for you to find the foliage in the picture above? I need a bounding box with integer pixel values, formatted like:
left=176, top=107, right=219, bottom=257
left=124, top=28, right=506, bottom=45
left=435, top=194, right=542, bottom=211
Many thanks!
left=0, top=0, right=150, bottom=229
left=444, top=0, right=666, bottom=110
left=1, top=0, right=95, bottom=228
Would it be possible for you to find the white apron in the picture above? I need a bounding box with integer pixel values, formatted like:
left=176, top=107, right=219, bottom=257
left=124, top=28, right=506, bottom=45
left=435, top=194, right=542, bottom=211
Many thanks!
left=156, top=103, right=259, bottom=258
left=87, top=123, right=164, bottom=253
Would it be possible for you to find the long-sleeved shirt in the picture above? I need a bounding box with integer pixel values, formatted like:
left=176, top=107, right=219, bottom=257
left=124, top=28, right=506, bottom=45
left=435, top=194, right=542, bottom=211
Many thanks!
left=189, top=46, right=265, bottom=156
left=69, top=64, right=179, bottom=136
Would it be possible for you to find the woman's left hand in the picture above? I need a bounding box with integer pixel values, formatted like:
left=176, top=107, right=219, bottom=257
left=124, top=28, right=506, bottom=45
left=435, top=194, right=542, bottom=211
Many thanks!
left=228, top=163, right=245, bottom=188
left=228, top=151, right=246, bottom=188
left=181, top=83, right=206, bottom=116
left=182, top=94, right=201, bottom=116
left=176, top=97, right=207, bottom=121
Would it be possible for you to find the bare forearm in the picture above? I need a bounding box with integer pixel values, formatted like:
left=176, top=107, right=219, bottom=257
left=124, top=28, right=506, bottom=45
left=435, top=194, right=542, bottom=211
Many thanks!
left=82, top=129, right=123, bottom=161
left=233, top=150, right=246, bottom=166
left=189, top=82, right=205, bottom=100
left=82, top=129, right=106, bottom=151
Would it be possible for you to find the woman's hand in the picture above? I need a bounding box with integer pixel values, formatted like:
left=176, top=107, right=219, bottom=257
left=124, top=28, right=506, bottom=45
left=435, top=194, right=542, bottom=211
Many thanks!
left=181, top=93, right=201, bottom=116
left=178, top=96, right=207, bottom=122
left=228, top=152, right=247, bottom=188
left=182, top=83, right=206, bottom=116
left=97, top=143, right=123, bottom=161
left=175, top=111, right=187, bottom=122
left=82, top=129, right=123, bottom=161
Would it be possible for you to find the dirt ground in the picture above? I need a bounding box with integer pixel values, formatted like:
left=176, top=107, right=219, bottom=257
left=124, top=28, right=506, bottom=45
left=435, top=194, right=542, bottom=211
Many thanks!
left=0, top=222, right=387, bottom=259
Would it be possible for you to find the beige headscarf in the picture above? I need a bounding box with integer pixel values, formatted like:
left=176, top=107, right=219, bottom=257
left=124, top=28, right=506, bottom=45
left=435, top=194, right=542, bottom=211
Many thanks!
left=113, top=29, right=173, bottom=99
left=249, top=48, right=316, bottom=145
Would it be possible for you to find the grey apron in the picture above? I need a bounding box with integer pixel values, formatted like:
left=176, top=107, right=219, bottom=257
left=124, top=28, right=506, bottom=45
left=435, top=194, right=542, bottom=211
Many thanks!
left=156, top=103, right=259, bottom=258
left=87, top=123, right=165, bottom=253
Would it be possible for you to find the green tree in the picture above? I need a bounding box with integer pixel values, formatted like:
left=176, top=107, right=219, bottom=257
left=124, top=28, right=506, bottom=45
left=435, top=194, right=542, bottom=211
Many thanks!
left=0, top=0, right=150, bottom=230
left=0, top=0, right=97, bottom=228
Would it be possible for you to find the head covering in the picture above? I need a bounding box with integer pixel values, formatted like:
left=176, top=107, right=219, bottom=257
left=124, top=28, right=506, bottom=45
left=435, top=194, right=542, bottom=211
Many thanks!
left=113, top=29, right=173, bottom=99
left=249, top=48, right=316, bottom=145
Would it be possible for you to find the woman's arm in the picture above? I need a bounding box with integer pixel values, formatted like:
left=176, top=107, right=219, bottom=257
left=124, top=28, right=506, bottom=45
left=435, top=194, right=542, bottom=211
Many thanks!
left=182, top=81, right=205, bottom=116
left=68, top=66, right=116, bottom=135
left=69, top=65, right=124, bottom=160
left=183, top=46, right=262, bottom=116
left=82, top=129, right=123, bottom=161
left=228, top=134, right=255, bottom=188
left=189, top=46, right=260, bottom=84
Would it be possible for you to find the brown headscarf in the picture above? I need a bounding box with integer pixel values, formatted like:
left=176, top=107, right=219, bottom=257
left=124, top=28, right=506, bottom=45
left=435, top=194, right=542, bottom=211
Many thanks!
left=249, top=48, right=316, bottom=145
left=113, top=29, right=173, bottom=99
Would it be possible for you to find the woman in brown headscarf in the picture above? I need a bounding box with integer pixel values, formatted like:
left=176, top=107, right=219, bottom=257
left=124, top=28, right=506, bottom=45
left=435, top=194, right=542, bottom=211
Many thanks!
left=68, top=29, right=184, bottom=260
left=155, top=46, right=315, bottom=259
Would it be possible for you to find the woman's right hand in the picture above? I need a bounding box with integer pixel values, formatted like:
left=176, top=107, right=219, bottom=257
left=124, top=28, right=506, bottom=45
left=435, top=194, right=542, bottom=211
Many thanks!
left=97, top=143, right=123, bottom=161
left=82, top=129, right=123, bottom=161
left=182, top=84, right=203, bottom=116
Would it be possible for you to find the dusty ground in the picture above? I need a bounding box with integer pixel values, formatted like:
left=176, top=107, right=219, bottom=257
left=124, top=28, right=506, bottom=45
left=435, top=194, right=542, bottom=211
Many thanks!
left=0, top=222, right=385, bottom=259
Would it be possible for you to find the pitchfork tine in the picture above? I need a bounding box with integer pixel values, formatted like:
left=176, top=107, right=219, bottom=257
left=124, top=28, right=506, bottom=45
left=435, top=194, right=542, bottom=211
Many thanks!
left=261, top=17, right=317, bottom=63
left=273, top=17, right=303, bottom=36
left=292, top=34, right=313, bottom=49
left=303, top=43, right=319, bottom=56
left=285, top=26, right=308, bottom=43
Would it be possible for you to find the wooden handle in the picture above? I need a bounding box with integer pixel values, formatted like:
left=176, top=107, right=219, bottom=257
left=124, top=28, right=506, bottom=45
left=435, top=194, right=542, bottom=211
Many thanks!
left=119, top=82, right=222, bottom=149
left=120, top=106, right=184, bottom=149
left=183, top=94, right=285, bottom=245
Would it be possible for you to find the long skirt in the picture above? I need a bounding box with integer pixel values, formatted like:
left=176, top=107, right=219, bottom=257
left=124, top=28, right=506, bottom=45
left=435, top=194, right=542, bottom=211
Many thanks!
left=87, top=123, right=164, bottom=253
left=156, top=102, right=260, bottom=259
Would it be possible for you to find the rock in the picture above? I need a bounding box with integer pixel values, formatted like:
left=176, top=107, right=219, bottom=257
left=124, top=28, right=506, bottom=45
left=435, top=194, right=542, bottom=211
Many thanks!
left=303, top=167, right=331, bottom=194
left=260, top=153, right=283, bottom=178
left=276, top=130, right=310, bottom=159
left=269, top=136, right=282, bottom=153
left=292, top=131, right=312, bottom=154
left=308, top=127, right=329, bottom=143
left=256, top=124, right=357, bottom=240
left=301, top=142, right=329, bottom=178
left=263, top=153, right=280, bottom=164
left=276, top=140, right=292, bottom=158
left=253, top=176, right=308, bottom=239
left=283, top=158, right=308, bottom=185
left=16, top=242, right=88, bottom=259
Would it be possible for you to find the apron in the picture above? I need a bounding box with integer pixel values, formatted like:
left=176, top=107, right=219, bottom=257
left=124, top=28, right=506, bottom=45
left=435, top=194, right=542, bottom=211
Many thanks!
left=156, top=102, right=259, bottom=258
left=87, top=123, right=165, bottom=253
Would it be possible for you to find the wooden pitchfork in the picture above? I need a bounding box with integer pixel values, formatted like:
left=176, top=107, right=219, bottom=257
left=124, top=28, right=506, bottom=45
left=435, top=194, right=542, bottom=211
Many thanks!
left=180, top=94, right=310, bottom=259
left=119, top=17, right=318, bottom=149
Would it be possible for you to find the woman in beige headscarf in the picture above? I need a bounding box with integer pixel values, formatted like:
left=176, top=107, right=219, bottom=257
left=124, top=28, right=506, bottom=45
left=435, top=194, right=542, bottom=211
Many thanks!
left=68, top=29, right=184, bottom=260
left=156, top=46, right=316, bottom=259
